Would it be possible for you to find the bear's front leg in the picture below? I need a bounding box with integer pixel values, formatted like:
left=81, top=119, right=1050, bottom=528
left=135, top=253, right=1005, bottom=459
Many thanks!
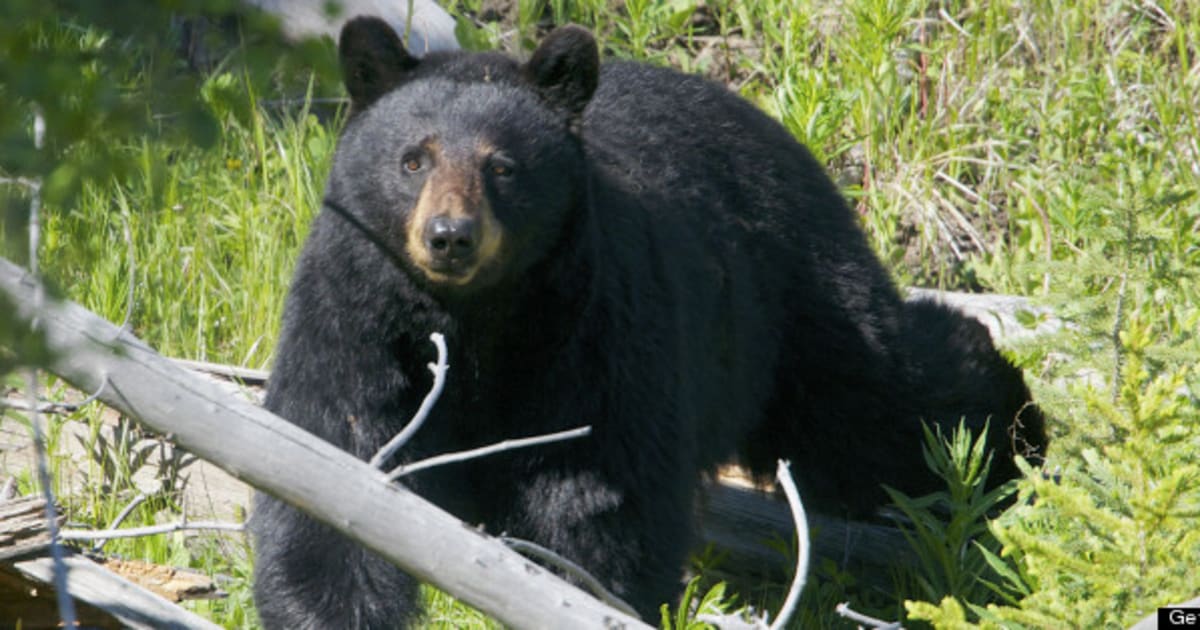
left=505, top=468, right=694, bottom=621
left=251, top=493, right=421, bottom=629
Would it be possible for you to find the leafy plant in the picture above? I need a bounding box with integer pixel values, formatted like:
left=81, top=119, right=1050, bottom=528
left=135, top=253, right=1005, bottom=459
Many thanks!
left=661, top=577, right=741, bottom=630
left=907, top=58, right=1200, bottom=626
left=884, top=421, right=1019, bottom=609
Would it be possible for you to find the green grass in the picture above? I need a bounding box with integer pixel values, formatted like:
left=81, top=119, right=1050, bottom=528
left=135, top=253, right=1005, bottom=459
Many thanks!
left=3, top=0, right=1198, bottom=627
left=41, top=93, right=336, bottom=368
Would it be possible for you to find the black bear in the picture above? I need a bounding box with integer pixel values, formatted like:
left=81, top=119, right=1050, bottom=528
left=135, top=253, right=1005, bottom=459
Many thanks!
left=250, top=16, right=1047, bottom=628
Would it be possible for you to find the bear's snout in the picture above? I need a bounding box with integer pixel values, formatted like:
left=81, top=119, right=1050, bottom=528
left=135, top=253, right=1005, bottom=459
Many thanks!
left=423, top=215, right=480, bottom=265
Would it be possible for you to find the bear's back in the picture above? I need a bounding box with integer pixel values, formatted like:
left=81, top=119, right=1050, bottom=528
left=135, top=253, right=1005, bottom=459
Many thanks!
left=583, top=62, right=842, bottom=227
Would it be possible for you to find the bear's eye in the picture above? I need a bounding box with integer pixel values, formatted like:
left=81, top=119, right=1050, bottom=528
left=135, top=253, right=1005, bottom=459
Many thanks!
left=487, top=156, right=516, bottom=179
left=402, top=154, right=423, bottom=173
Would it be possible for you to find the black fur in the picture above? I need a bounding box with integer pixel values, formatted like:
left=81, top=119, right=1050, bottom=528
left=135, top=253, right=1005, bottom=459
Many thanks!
left=523, top=24, right=599, bottom=121
left=338, top=17, right=418, bottom=111
left=251, top=18, right=1047, bottom=628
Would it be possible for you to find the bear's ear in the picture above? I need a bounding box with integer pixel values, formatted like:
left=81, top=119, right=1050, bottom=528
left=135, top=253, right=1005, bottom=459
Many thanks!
left=523, top=25, right=599, bottom=122
left=339, top=16, right=420, bottom=111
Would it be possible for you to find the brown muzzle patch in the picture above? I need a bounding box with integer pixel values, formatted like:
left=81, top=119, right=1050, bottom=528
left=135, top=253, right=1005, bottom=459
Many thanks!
left=405, top=162, right=504, bottom=287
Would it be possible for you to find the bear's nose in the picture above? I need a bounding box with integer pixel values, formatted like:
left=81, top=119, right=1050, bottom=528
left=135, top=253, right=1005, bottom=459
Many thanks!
left=423, top=215, right=479, bottom=261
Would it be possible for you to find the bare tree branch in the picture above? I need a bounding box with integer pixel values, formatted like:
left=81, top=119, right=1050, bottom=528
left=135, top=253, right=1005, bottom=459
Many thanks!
left=62, top=491, right=246, bottom=544
left=500, top=537, right=638, bottom=618
left=170, top=358, right=269, bottom=385
left=3, top=373, right=110, bottom=415
left=699, top=459, right=811, bottom=630
left=90, top=492, right=149, bottom=551
left=386, top=425, right=592, bottom=481
left=697, top=614, right=762, bottom=630
left=22, top=106, right=78, bottom=628
left=370, top=331, right=449, bottom=468
left=60, top=520, right=245, bottom=542
left=835, top=602, right=904, bottom=629
left=768, top=459, right=810, bottom=630
left=0, top=176, right=41, bottom=189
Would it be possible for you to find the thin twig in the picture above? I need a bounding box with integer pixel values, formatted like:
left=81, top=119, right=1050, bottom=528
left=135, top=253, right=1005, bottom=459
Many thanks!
left=501, top=537, right=639, bottom=618
left=937, top=8, right=970, bottom=38
left=59, top=520, right=245, bottom=541
left=700, top=461, right=812, bottom=629
left=3, top=399, right=76, bottom=414
left=170, top=358, right=270, bottom=385
left=386, top=426, right=592, bottom=481
left=370, top=332, right=449, bottom=468
left=62, top=492, right=244, bottom=542
left=769, top=460, right=810, bottom=630
left=835, top=602, right=904, bottom=629
left=2, top=374, right=109, bottom=414
left=90, top=492, right=149, bottom=552
left=23, top=106, right=78, bottom=627
left=0, top=176, right=41, bottom=189
left=695, top=613, right=763, bottom=630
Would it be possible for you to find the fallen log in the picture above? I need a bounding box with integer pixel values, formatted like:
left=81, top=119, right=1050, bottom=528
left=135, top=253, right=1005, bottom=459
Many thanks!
left=0, top=495, right=60, bottom=563
left=4, top=553, right=222, bottom=630
left=0, top=495, right=222, bottom=629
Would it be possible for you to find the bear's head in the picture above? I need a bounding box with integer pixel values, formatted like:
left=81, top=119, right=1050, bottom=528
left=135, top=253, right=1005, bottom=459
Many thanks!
left=328, top=17, right=600, bottom=295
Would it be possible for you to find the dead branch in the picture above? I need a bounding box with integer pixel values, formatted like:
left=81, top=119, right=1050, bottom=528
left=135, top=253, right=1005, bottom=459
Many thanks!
left=9, top=552, right=222, bottom=629
left=90, top=492, right=149, bottom=552
left=19, top=106, right=78, bottom=629
left=698, top=460, right=810, bottom=630
left=835, top=601, right=904, bottom=629
left=2, top=374, right=108, bottom=415
left=768, top=460, right=809, bottom=629
left=0, top=495, right=62, bottom=562
left=170, top=359, right=269, bottom=386
left=59, top=520, right=245, bottom=542
left=387, top=425, right=592, bottom=480
left=500, top=537, right=638, bottom=618
left=370, top=331, right=449, bottom=468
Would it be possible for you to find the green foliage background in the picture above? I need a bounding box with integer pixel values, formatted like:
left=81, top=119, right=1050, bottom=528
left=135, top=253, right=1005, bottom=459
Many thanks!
left=1, top=0, right=1198, bottom=628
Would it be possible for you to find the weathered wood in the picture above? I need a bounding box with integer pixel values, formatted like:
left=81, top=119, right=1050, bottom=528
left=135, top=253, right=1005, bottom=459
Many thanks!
left=171, top=358, right=269, bottom=387
left=906, top=287, right=1060, bottom=344
left=10, top=552, right=222, bottom=630
left=0, top=257, right=647, bottom=630
left=1, top=495, right=225, bottom=626
left=0, top=495, right=60, bottom=562
left=97, top=557, right=222, bottom=603
left=0, top=563, right=124, bottom=630
left=699, top=481, right=914, bottom=582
